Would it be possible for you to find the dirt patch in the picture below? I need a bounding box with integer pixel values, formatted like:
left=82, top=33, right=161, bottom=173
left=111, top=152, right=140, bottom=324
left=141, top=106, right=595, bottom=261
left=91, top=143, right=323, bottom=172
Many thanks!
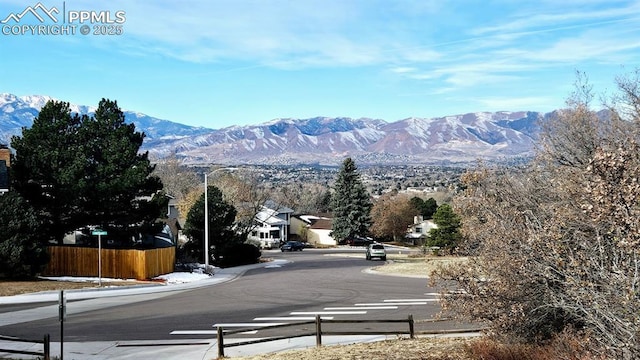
left=231, top=337, right=473, bottom=360
left=371, top=256, right=468, bottom=278
left=0, top=278, right=154, bottom=297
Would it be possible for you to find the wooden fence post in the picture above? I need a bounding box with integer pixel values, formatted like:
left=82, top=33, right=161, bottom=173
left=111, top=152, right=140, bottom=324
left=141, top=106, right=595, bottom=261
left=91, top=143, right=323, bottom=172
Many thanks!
left=408, top=314, right=415, bottom=339
left=217, top=326, right=224, bottom=358
left=44, top=334, right=50, bottom=360
left=315, top=314, right=322, bottom=347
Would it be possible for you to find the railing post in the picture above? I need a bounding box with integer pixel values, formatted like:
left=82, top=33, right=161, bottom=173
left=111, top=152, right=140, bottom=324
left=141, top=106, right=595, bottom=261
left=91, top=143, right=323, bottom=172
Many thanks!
left=44, top=334, right=50, bottom=360
left=408, top=314, right=415, bottom=339
left=315, top=314, right=322, bottom=347
left=217, top=326, right=224, bottom=358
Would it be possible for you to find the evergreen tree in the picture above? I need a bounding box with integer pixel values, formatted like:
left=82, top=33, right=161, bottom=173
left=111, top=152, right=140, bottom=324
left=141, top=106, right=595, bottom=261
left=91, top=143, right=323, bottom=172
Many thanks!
left=409, top=196, right=438, bottom=219
left=78, top=99, right=165, bottom=240
left=11, top=99, right=166, bottom=245
left=423, top=197, right=438, bottom=219
left=183, top=185, right=237, bottom=264
left=330, top=158, right=372, bottom=242
left=11, top=101, right=88, bottom=243
left=427, top=203, right=462, bottom=250
left=0, top=193, right=47, bottom=278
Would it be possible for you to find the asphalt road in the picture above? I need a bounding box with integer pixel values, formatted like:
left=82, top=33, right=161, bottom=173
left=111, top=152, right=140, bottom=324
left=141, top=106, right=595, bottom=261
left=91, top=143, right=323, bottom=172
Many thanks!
left=1, top=249, right=466, bottom=342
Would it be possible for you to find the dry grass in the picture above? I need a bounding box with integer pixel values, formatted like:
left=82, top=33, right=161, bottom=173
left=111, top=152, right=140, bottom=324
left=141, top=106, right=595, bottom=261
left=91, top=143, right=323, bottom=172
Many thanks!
left=229, top=337, right=473, bottom=360
left=0, top=278, right=154, bottom=297
left=370, top=255, right=468, bottom=278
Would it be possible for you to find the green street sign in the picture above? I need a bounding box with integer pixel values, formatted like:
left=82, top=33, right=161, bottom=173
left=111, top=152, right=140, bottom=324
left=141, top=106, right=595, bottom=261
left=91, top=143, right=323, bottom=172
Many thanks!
left=92, top=230, right=108, bottom=236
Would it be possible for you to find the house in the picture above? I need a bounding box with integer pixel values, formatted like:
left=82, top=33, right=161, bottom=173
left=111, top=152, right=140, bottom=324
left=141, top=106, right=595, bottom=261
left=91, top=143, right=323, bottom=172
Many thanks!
left=405, top=215, right=438, bottom=246
left=248, top=200, right=294, bottom=249
left=291, top=214, right=336, bottom=247
left=0, top=145, right=10, bottom=195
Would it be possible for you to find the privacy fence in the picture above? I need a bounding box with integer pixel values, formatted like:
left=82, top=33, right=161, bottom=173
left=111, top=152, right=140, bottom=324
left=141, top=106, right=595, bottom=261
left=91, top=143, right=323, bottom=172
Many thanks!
left=44, top=246, right=175, bottom=280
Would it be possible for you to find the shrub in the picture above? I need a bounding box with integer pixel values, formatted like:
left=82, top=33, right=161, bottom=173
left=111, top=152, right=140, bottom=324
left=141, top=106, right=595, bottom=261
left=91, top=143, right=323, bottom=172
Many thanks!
left=218, top=243, right=261, bottom=267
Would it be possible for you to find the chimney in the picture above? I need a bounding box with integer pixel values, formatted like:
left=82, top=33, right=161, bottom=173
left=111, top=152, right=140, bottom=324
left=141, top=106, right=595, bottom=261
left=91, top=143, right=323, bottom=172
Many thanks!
left=0, top=145, right=9, bottom=168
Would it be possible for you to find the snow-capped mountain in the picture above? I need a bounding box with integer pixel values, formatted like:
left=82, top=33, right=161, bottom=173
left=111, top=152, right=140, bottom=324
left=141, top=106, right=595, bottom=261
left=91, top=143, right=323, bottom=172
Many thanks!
left=0, top=93, right=212, bottom=149
left=166, top=112, right=542, bottom=165
left=0, top=93, right=544, bottom=165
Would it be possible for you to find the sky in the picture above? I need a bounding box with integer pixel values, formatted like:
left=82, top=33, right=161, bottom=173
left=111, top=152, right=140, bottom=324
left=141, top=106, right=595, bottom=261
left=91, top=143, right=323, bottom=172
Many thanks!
left=1, top=0, right=639, bottom=129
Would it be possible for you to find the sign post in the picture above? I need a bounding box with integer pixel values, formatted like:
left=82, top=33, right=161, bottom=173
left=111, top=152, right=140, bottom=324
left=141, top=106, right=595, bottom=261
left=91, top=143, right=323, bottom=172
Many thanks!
left=91, top=229, right=107, bottom=286
left=59, top=290, right=66, bottom=360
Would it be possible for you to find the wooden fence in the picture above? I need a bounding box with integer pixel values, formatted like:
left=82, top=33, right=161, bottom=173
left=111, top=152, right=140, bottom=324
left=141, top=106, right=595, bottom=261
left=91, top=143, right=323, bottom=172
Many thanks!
left=44, top=246, right=175, bottom=280
left=217, top=315, right=415, bottom=358
left=0, top=334, right=50, bottom=360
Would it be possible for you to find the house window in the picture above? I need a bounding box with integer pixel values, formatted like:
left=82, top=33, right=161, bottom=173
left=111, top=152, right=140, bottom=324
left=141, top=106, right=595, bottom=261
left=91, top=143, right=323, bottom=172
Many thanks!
left=270, top=230, right=280, bottom=239
left=415, top=227, right=422, bottom=233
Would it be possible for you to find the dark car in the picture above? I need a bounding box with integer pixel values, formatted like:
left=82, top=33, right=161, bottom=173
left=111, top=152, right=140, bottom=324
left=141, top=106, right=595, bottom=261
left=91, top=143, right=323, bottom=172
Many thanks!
left=281, top=241, right=304, bottom=252
left=348, top=236, right=373, bottom=247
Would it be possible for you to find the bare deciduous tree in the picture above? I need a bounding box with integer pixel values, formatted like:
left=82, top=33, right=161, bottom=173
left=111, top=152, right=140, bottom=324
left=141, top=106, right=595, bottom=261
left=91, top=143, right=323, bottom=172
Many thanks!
left=370, top=193, right=415, bottom=241
left=433, top=72, right=640, bottom=359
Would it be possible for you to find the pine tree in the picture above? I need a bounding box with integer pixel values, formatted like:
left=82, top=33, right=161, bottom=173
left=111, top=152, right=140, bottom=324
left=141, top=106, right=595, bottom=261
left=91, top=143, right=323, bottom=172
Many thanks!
left=11, top=100, right=88, bottom=243
left=330, top=158, right=372, bottom=242
left=0, top=192, right=47, bottom=278
left=183, top=185, right=237, bottom=264
left=11, top=99, right=166, bottom=245
left=427, top=203, right=462, bottom=250
left=78, top=99, right=165, bottom=240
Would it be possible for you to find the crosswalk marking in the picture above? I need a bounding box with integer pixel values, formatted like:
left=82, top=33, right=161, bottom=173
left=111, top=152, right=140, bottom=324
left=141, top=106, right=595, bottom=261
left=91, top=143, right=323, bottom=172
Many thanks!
left=355, top=302, right=430, bottom=306
left=323, top=306, right=397, bottom=310
left=170, top=330, right=217, bottom=335
left=254, top=317, right=334, bottom=321
left=172, top=293, right=439, bottom=337
left=170, top=330, right=258, bottom=335
left=212, top=323, right=285, bottom=328
left=290, top=311, right=367, bottom=315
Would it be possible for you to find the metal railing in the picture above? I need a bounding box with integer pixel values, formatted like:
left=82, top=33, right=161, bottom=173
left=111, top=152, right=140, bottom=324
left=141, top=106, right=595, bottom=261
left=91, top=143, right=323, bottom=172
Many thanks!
left=0, top=334, right=50, bottom=360
left=216, top=314, right=415, bottom=358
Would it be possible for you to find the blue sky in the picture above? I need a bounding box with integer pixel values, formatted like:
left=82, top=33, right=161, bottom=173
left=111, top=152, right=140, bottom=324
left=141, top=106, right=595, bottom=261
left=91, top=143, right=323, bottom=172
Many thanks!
left=1, top=0, right=639, bottom=129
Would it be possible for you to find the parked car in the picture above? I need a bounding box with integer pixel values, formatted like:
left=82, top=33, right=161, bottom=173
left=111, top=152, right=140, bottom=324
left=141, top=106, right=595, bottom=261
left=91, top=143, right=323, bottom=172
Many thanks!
left=366, top=243, right=386, bottom=261
left=281, top=241, right=304, bottom=252
left=348, top=236, right=373, bottom=247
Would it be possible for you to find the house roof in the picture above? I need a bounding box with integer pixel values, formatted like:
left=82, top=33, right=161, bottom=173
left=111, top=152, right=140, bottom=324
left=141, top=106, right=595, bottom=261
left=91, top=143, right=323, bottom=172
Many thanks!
left=255, top=209, right=288, bottom=225
left=263, top=200, right=294, bottom=214
left=309, top=218, right=332, bottom=230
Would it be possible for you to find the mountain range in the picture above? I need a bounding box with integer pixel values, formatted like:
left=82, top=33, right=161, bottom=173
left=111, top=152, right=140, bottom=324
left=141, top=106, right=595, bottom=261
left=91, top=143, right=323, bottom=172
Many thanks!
left=0, top=93, right=546, bottom=165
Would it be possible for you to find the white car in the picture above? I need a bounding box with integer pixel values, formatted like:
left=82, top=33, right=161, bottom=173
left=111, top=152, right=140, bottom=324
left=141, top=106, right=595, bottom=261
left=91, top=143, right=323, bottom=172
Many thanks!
left=366, top=243, right=386, bottom=261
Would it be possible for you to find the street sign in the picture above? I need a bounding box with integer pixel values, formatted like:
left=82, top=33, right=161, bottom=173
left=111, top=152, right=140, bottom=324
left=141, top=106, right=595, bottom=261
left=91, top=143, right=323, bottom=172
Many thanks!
left=92, top=230, right=107, bottom=236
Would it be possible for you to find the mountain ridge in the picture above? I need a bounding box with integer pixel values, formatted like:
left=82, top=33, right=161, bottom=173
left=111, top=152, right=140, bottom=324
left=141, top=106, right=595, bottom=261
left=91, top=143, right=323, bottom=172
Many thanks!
left=0, top=93, right=543, bottom=165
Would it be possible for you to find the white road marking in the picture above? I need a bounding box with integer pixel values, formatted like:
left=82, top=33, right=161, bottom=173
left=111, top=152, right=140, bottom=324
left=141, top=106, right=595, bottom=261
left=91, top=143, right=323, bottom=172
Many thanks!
left=170, top=330, right=258, bottom=335
left=170, top=330, right=217, bottom=335
left=355, top=302, right=430, bottom=306
left=290, top=311, right=367, bottom=315
left=212, top=323, right=286, bottom=328
left=254, top=317, right=334, bottom=321
left=323, top=306, right=397, bottom=310
left=384, top=299, right=436, bottom=302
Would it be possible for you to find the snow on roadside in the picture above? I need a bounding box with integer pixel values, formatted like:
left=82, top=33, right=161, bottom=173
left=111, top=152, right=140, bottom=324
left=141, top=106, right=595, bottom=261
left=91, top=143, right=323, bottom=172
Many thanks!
left=39, top=265, right=216, bottom=285
left=153, top=272, right=212, bottom=284
left=39, top=276, right=139, bottom=283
